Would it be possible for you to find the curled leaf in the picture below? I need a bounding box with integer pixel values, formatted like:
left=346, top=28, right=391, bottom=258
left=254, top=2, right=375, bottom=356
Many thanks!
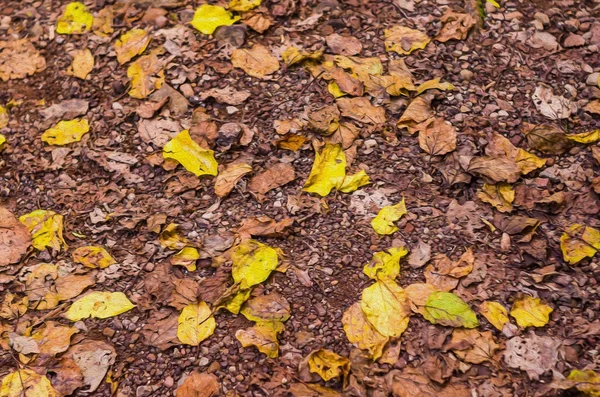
left=371, top=198, right=407, bottom=235
left=235, top=321, right=284, bottom=358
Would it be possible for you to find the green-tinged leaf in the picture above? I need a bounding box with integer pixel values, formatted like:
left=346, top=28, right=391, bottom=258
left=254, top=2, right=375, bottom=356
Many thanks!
left=423, top=291, right=479, bottom=328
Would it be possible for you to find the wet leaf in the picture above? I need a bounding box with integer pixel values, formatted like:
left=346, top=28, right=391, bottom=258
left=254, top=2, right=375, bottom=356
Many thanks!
left=42, top=119, right=89, bottom=146
left=176, top=372, right=220, bottom=397
left=0, top=39, right=46, bottom=81
left=115, top=29, right=150, bottom=65
left=231, top=239, right=279, bottom=289
left=67, top=48, right=94, bottom=79
left=510, top=296, right=552, bottom=328
left=361, top=278, right=411, bottom=337
left=177, top=301, right=216, bottom=346
left=127, top=49, right=164, bottom=99
left=342, top=302, right=389, bottom=359
left=191, top=4, right=240, bottom=35
left=171, top=247, right=200, bottom=272
left=19, top=209, right=67, bottom=251
left=235, top=321, right=284, bottom=358
left=418, top=117, right=457, bottom=155
left=72, top=246, right=116, bottom=269
left=560, top=224, right=600, bottom=264
left=56, top=2, right=93, bottom=35
left=478, top=183, right=515, bottom=213
left=66, top=291, right=135, bottom=321
left=163, top=130, right=218, bottom=177
left=231, top=44, right=279, bottom=78
left=0, top=207, right=31, bottom=267
left=307, top=349, right=350, bottom=381
left=384, top=26, right=430, bottom=55
left=479, top=301, right=509, bottom=330
left=423, top=291, right=479, bottom=328
left=0, top=369, right=57, bottom=397
left=371, top=198, right=407, bottom=235
left=363, top=247, right=408, bottom=280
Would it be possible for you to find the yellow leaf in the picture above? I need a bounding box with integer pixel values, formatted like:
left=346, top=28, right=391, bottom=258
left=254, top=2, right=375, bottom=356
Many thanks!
left=416, top=78, right=454, bottom=95
left=163, top=130, right=218, bottom=177
left=371, top=198, right=407, bottom=235
left=177, top=301, right=216, bottom=346
left=566, top=129, right=600, bottom=144
left=221, top=289, right=251, bottom=314
left=0, top=134, right=5, bottom=150
left=361, top=278, right=411, bottom=337
left=363, top=247, right=408, bottom=280
left=515, top=148, right=546, bottom=175
left=477, top=183, right=514, bottom=213
left=0, top=369, right=57, bottom=397
left=115, top=29, right=150, bottom=65
left=214, top=162, right=252, bottom=197
left=56, top=2, right=93, bottom=34
left=560, top=224, right=600, bottom=264
left=281, top=46, right=322, bottom=66
left=307, top=349, right=350, bottom=382
left=339, top=169, right=370, bottom=193
left=72, top=246, right=116, bottom=269
left=384, top=26, right=430, bottom=55
left=67, top=48, right=94, bottom=79
left=487, top=0, right=500, bottom=7
left=66, top=291, right=135, bottom=321
left=41, top=119, right=89, bottom=146
left=423, top=291, right=479, bottom=328
left=231, top=239, right=279, bottom=289
left=479, top=301, right=509, bottom=331
left=342, top=302, right=389, bottom=360
left=510, top=295, right=552, bottom=328
left=170, top=246, right=199, bottom=272
left=19, top=210, right=67, bottom=251
left=229, top=0, right=262, bottom=11
left=0, top=105, right=8, bottom=128
left=328, top=81, right=346, bottom=98
left=190, top=4, right=240, bottom=35
left=159, top=223, right=189, bottom=250
left=567, top=370, right=600, bottom=397
left=127, top=49, right=165, bottom=99
left=231, top=44, right=280, bottom=78
left=235, top=321, right=284, bottom=358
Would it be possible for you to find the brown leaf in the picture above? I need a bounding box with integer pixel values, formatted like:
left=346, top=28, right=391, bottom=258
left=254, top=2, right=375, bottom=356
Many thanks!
left=242, top=9, right=273, bottom=33
left=0, top=39, right=46, bottom=81
left=464, top=155, right=521, bottom=183
left=584, top=99, right=600, bottom=115
left=445, top=328, right=499, bottom=364
left=141, top=309, right=179, bottom=350
left=231, top=44, right=279, bottom=78
left=248, top=162, right=296, bottom=196
left=136, top=97, right=169, bottom=119
left=524, top=124, right=572, bottom=155
left=40, top=99, right=89, bottom=122
left=386, top=367, right=472, bottom=397
left=138, top=118, right=181, bottom=147
left=308, top=105, right=340, bottom=135
left=504, top=332, right=561, bottom=380
left=436, top=11, right=476, bottom=42
left=407, top=240, right=431, bottom=268
left=214, top=162, right=253, bottom=197
left=397, top=96, right=433, bottom=134
left=67, top=340, right=116, bottom=393
left=0, top=207, right=31, bottom=267
left=418, top=117, right=457, bottom=155
left=331, top=68, right=364, bottom=96
left=326, top=33, right=363, bottom=56
left=236, top=216, right=293, bottom=240
left=49, top=357, right=84, bottom=397
left=176, top=371, right=220, bottom=397
left=337, top=97, right=386, bottom=124
left=424, top=249, right=474, bottom=291
left=198, top=86, right=251, bottom=105
left=150, top=83, right=189, bottom=117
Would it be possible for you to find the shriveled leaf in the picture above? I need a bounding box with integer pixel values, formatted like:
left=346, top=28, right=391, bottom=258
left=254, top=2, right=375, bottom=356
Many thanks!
left=503, top=332, right=560, bottom=380
left=282, top=46, right=323, bottom=66
left=72, top=246, right=116, bottom=269
left=236, top=321, right=284, bottom=358
left=371, top=198, right=407, bottom=235
left=0, top=39, right=46, bottom=81
left=566, top=129, right=600, bottom=144
left=231, top=44, right=279, bottom=78
left=342, top=302, right=389, bottom=360
left=67, top=340, right=115, bottom=393
left=423, top=291, right=479, bottom=328
left=198, top=86, right=251, bottom=106
left=231, top=239, right=279, bottom=289
left=479, top=301, right=509, bottom=331
left=306, top=349, right=350, bottom=382
left=336, top=97, right=386, bottom=124
left=176, top=372, right=220, bottom=397
left=397, top=96, right=433, bottom=134
left=418, top=117, right=457, bottom=156
left=66, top=291, right=135, bottom=321
left=19, top=210, right=67, bottom=251
left=42, top=119, right=89, bottom=146
left=525, top=124, right=571, bottom=155
left=363, top=247, right=408, bottom=280
left=170, top=247, right=199, bottom=272
left=445, top=329, right=499, bottom=364
left=56, top=2, right=93, bottom=35
left=477, top=183, right=514, bottom=213
left=424, top=249, right=474, bottom=291
left=510, top=295, right=552, bottom=328
left=67, top=48, right=94, bottom=79
left=361, top=278, right=411, bottom=337
left=436, top=10, right=476, bottom=42
left=384, top=26, right=430, bottom=55
left=25, top=263, right=95, bottom=310
left=0, top=369, right=57, bottom=397
left=0, top=207, right=31, bottom=267
left=191, top=4, right=240, bottom=35
left=115, top=29, right=150, bottom=65
left=532, top=85, right=577, bottom=120
left=163, top=130, right=218, bottom=177
left=560, top=224, right=600, bottom=264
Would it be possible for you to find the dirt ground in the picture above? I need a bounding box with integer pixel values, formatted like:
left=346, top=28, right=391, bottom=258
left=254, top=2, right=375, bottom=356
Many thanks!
left=1, top=0, right=600, bottom=396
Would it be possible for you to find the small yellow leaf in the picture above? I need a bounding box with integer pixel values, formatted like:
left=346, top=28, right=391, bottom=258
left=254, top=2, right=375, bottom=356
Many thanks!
left=0, top=369, right=57, bottom=397
left=416, top=78, right=454, bottom=95
left=361, top=278, right=411, bottom=337
left=56, top=2, right=93, bottom=34
left=42, top=119, right=89, bottom=146
left=231, top=239, right=279, bottom=289
left=66, top=291, right=135, bottom=321
left=342, top=302, right=389, bottom=360
left=515, top=148, right=546, bottom=175
left=487, top=0, right=500, bottom=7
left=567, top=370, right=600, bottom=397
left=72, top=246, right=116, bottom=269
left=328, top=81, right=347, bottom=98
left=163, top=130, right=218, bottom=177
left=159, top=223, right=189, bottom=250
left=67, top=48, right=94, bottom=79
left=307, top=349, right=350, bottom=382
left=477, top=183, right=514, bottom=213
left=566, top=129, right=600, bottom=144
left=423, top=291, right=479, bottom=328
left=371, top=198, right=407, bottom=235
left=170, top=246, right=199, bottom=272
left=510, top=295, right=552, bottom=328
left=235, top=321, right=284, bottom=358
left=363, top=247, right=408, bottom=280
left=339, top=170, right=370, bottom=193
left=281, top=46, right=322, bottom=66
left=177, top=301, right=216, bottom=346
left=560, top=224, right=600, bottom=264
left=229, top=0, right=262, bottom=11
left=0, top=105, right=8, bottom=128
left=190, top=4, right=240, bottom=35
left=479, top=301, right=509, bottom=330
left=19, top=210, right=67, bottom=251
left=127, top=49, right=164, bottom=99
left=0, top=134, right=5, bottom=150
left=115, top=29, right=150, bottom=65
left=384, top=26, right=430, bottom=55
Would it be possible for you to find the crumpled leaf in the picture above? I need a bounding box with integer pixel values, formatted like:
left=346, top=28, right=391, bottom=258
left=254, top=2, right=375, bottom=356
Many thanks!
left=566, top=129, right=600, bottom=144
left=236, top=216, right=293, bottom=240
left=424, top=248, right=474, bottom=291
left=236, top=321, right=284, bottom=358
left=560, top=224, right=600, bottom=264
left=532, top=85, right=577, bottom=120
left=67, top=48, right=94, bottom=79
left=436, top=11, right=476, bottom=42
left=306, top=349, right=350, bottom=382
left=177, top=301, right=216, bottom=346
left=423, top=291, right=479, bottom=328
left=176, top=371, right=220, bottom=397
left=42, top=119, right=89, bottom=146
left=479, top=301, right=509, bottom=330
left=231, top=239, right=279, bottom=289
left=0, top=369, right=57, bottom=397
left=127, top=49, right=164, bottom=99
left=363, top=247, right=408, bottom=280
left=115, top=28, right=150, bottom=65
left=0, top=207, right=31, bottom=267
left=0, top=39, right=46, bottom=82
left=19, top=210, right=67, bottom=251
left=66, top=291, right=135, bottom=321
left=191, top=4, right=240, bottom=35
left=48, top=357, right=83, bottom=396
left=416, top=78, right=454, bottom=95
left=445, top=329, right=499, bottom=364
left=386, top=367, right=471, bottom=397
left=56, top=2, right=93, bottom=35
left=361, top=278, right=411, bottom=337
left=198, top=86, right=251, bottom=106
left=0, top=293, right=28, bottom=320
left=478, top=183, right=515, bottom=213
left=170, top=247, right=199, bottom=272
left=67, top=340, right=115, bottom=393
left=371, top=198, right=407, bottom=235
left=336, top=97, right=386, bottom=124
left=418, top=117, right=457, bottom=156
left=567, top=370, right=600, bottom=397
left=32, top=321, right=78, bottom=358
left=159, top=223, right=189, bottom=250
left=93, top=6, right=113, bottom=37
left=163, top=130, right=218, bottom=177
left=397, top=96, right=433, bottom=134
left=342, top=302, right=389, bottom=360
left=510, top=295, right=552, bottom=328
left=72, top=246, right=116, bottom=269
left=214, top=162, right=252, bottom=197
left=384, top=26, right=430, bottom=55
left=231, top=44, right=279, bottom=78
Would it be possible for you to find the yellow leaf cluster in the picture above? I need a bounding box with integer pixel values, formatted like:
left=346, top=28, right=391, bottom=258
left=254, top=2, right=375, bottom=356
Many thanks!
left=19, top=210, right=67, bottom=251
left=163, top=130, right=218, bottom=177
left=41, top=119, right=89, bottom=146
left=56, top=2, right=93, bottom=35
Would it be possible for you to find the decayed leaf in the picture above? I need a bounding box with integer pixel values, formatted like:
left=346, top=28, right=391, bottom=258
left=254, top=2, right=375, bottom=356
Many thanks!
left=478, top=183, right=514, bottom=212
left=560, top=224, right=600, bottom=264
left=0, top=207, right=31, bottom=267
left=72, top=246, right=116, bottom=269
left=436, top=11, right=476, bottom=42
left=361, top=278, right=411, bottom=337
left=115, top=29, right=150, bottom=64
left=32, top=321, right=78, bottom=358
left=240, top=293, right=291, bottom=323
left=127, top=49, right=165, bottom=99
left=176, top=372, right=220, bottom=397
left=214, top=162, right=252, bottom=197
left=384, top=26, right=430, bottom=55
left=405, top=283, right=437, bottom=315
left=19, top=210, right=67, bottom=251
left=416, top=78, right=454, bottom=95
left=0, top=369, right=57, bottom=397
left=171, top=247, right=199, bottom=271
left=56, top=2, right=93, bottom=34
left=191, top=4, right=240, bottom=35
left=288, top=383, right=343, bottom=396
left=342, top=302, right=389, bottom=359
left=231, top=239, right=279, bottom=289
left=236, top=216, right=293, bottom=240
left=418, top=117, right=457, bottom=155
left=67, top=48, right=94, bottom=79
left=159, top=223, right=189, bottom=250
left=177, top=301, right=216, bottom=346
left=326, top=33, right=363, bottom=56
left=231, top=44, right=279, bottom=78
left=423, top=291, right=479, bottom=328
left=163, top=130, right=218, bottom=177
left=445, top=329, right=499, bottom=364
left=25, top=263, right=95, bottom=310
left=424, top=249, right=474, bottom=291
left=479, top=301, right=509, bottom=330
left=0, top=39, right=46, bottom=81
left=397, top=96, right=433, bottom=134
left=49, top=357, right=84, bottom=396
left=363, top=247, right=408, bottom=280
left=566, top=129, right=600, bottom=144
left=524, top=124, right=571, bottom=155
left=248, top=162, right=296, bottom=195
left=567, top=370, right=600, bottom=397
left=67, top=340, right=115, bottom=393
left=93, top=6, right=113, bottom=36
left=307, top=349, right=350, bottom=381
left=0, top=293, right=28, bottom=320
left=532, top=84, right=577, bottom=120
left=66, top=291, right=135, bottom=321
left=503, top=332, right=560, bottom=380
left=371, top=198, right=407, bottom=235
left=42, top=119, right=89, bottom=146
left=236, top=321, right=284, bottom=358
left=510, top=296, right=552, bottom=328
left=336, top=97, right=386, bottom=124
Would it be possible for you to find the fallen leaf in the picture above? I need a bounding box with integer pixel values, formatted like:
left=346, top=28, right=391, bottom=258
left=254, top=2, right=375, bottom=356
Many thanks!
left=240, top=292, right=291, bottom=323
left=42, top=118, right=89, bottom=146
left=478, top=183, right=515, bottom=213
left=163, top=130, right=218, bottom=177
left=307, top=349, right=350, bottom=382
left=282, top=46, right=323, bottom=66
left=214, top=162, right=252, bottom=197
left=56, top=2, right=93, bottom=35
left=416, top=78, right=454, bottom=95
left=0, top=369, right=57, bottom=397
left=19, top=209, right=67, bottom=251
left=524, top=124, right=571, bottom=155
left=176, top=372, right=220, bottom=397
left=198, top=86, right=251, bottom=105
left=66, top=291, right=135, bottom=321
left=127, top=49, right=165, bottom=99
left=236, top=216, right=293, bottom=240
left=0, top=106, right=6, bottom=128
left=566, top=129, right=600, bottom=144
left=231, top=44, right=279, bottom=78
left=288, top=383, right=343, bottom=396
left=371, top=198, right=407, bottom=235
left=326, top=33, right=363, bottom=56
left=386, top=367, right=472, bottom=397
left=191, top=4, right=240, bottom=35
left=177, top=301, right=216, bottom=346
left=436, top=10, right=476, bottom=42
left=465, top=155, right=521, bottom=184
left=241, top=10, right=273, bottom=33
left=231, top=239, right=279, bottom=289
left=229, top=0, right=261, bottom=12
left=423, top=291, right=479, bottom=328
left=336, top=97, right=386, bottom=124
left=40, top=99, right=88, bottom=121
left=115, top=28, right=150, bottom=64
left=361, top=278, right=411, bottom=337
left=0, top=39, right=46, bottom=82
left=418, top=117, right=457, bottom=155
left=407, top=240, right=431, bottom=268
left=342, top=302, right=389, bottom=360
left=510, top=295, right=552, bottom=328
left=445, top=329, right=499, bottom=364
left=424, top=248, right=474, bottom=291
left=236, top=321, right=284, bottom=358
left=479, top=301, right=509, bottom=330
left=93, top=6, right=113, bottom=36
left=566, top=370, right=600, bottom=397
left=25, top=263, right=95, bottom=310
left=67, top=340, right=116, bottom=392
left=560, top=224, right=600, bottom=264
left=67, top=48, right=94, bottom=79
left=9, top=333, right=39, bottom=354
left=141, top=309, right=179, bottom=350
left=32, top=321, right=78, bottom=358
left=49, top=357, right=84, bottom=396
left=363, top=247, right=408, bottom=280
left=159, top=223, right=189, bottom=250
left=384, top=26, right=430, bottom=55
left=0, top=293, right=28, bottom=320
left=504, top=332, right=560, bottom=380
left=72, top=246, right=116, bottom=269
left=170, top=247, right=199, bottom=271
left=397, top=96, right=433, bottom=134
left=248, top=162, right=295, bottom=195
left=0, top=207, right=31, bottom=267
left=584, top=100, right=600, bottom=115
left=405, top=283, right=437, bottom=315
left=532, top=85, right=577, bottom=120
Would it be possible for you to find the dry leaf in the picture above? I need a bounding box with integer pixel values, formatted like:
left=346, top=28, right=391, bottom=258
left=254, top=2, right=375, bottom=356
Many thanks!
left=0, top=369, right=57, bottom=397
left=532, top=85, right=577, bottom=120
left=127, top=49, right=165, bottom=99
left=0, top=39, right=46, bottom=81
left=384, top=26, right=430, bottom=55
left=236, top=216, right=293, bottom=240
left=66, top=291, right=135, bottom=321
left=418, top=117, right=457, bottom=155
left=445, top=329, right=499, bottom=364
left=423, top=291, right=479, bottom=328
left=336, top=97, right=386, bottom=124
left=163, top=130, right=218, bottom=177
left=72, top=246, right=116, bottom=269
left=436, top=11, right=476, bottom=42
left=510, top=295, right=553, bottom=328
left=198, top=86, right=251, bottom=105
left=397, top=96, right=433, bottom=134
left=56, top=2, right=93, bottom=34
left=67, top=48, right=94, bottom=79
left=115, top=28, right=150, bottom=65
left=479, top=301, right=509, bottom=331
left=231, top=44, right=279, bottom=78
left=67, top=340, right=116, bottom=392
left=176, top=372, right=220, bottom=397
left=478, top=183, right=515, bottom=213
left=248, top=162, right=295, bottom=195
left=342, top=302, right=389, bottom=360
left=0, top=207, right=31, bottom=267
left=306, top=349, right=350, bottom=382
left=177, top=301, right=216, bottom=346
left=560, top=224, right=600, bottom=264
left=424, top=249, right=474, bottom=291
left=326, top=33, right=363, bottom=56
left=504, top=332, right=560, bottom=380
left=19, top=210, right=67, bottom=251
left=191, top=4, right=240, bottom=35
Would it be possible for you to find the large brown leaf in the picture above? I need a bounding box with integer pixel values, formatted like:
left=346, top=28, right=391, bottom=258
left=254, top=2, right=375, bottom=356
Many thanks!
left=0, top=207, right=31, bottom=267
